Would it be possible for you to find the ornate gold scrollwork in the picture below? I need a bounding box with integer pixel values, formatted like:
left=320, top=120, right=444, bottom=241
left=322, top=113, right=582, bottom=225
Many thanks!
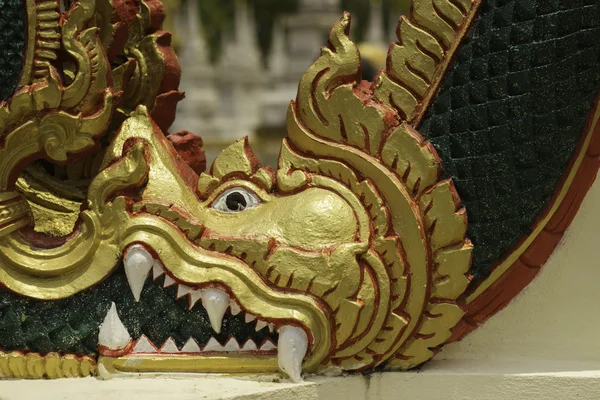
left=285, top=13, right=472, bottom=370
left=0, top=0, right=114, bottom=193
left=0, top=0, right=480, bottom=379
left=21, top=0, right=61, bottom=86
left=374, top=0, right=480, bottom=125
left=0, top=135, right=147, bottom=298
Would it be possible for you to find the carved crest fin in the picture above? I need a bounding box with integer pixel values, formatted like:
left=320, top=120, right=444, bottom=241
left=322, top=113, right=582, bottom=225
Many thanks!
left=282, top=11, right=473, bottom=371
left=210, top=137, right=262, bottom=179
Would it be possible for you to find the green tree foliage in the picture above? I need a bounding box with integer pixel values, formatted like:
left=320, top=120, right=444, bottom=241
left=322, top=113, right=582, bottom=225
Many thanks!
left=249, top=0, right=299, bottom=67
left=194, top=0, right=235, bottom=63
left=382, top=0, right=410, bottom=36
left=340, top=0, right=370, bottom=42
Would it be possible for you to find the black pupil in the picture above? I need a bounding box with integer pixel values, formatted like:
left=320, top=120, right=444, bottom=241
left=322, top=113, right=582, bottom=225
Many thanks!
left=226, top=192, right=247, bottom=211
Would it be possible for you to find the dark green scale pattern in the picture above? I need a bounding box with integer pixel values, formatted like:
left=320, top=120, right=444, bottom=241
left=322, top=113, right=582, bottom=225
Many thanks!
left=0, top=0, right=26, bottom=101
left=419, top=0, right=600, bottom=278
left=0, top=267, right=276, bottom=355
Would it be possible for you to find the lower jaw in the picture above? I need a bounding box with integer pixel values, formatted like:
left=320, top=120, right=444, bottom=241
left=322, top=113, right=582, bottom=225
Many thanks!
left=98, top=353, right=279, bottom=376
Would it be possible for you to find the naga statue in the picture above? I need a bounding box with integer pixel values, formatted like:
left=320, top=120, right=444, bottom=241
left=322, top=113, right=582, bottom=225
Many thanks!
left=0, top=0, right=598, bottom=383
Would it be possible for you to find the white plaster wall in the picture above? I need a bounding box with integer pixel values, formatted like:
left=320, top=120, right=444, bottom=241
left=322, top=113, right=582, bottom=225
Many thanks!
left=3, top=367, right=600, bottom=400
left=437, top=171, right=600, bottom=364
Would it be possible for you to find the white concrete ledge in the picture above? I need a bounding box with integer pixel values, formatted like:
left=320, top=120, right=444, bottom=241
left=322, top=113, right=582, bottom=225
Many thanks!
left=2, top=360, right=600, bottom=400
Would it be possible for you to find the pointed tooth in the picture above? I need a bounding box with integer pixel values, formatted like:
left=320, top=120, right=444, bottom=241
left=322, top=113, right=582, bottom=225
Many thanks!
left=260, top=339, right=277, bottom=352
left=132, top=335, right=157, bottom=353
left=160, top=338, right=179, bottom=353
left=268, top=323, right=275, bottom=333
left=244, top=313, right=257, bottom=323
left=242, top=339, right=258, bottom=351
left=181, top=337, right=201, bottom=353
left=277, top=326, right=308, bottom=383
left=98, top=302, right=131, bottom=350
left=177, top=284, right=193, bottom=299
left=229, top=300, right=241, bottom=316
left=152, top=261, right=165, bottom=280
left=201, top=288, right=229, bottom=334
left=203, top=337, right=224, bottom=352
left=163, top=274, right=176, bottom=287
left=189, top=290, right=203, bottom=309
left=255, top=319, right=268, bottom=332
left=97, top=362, right=112, bottom=380
left=124, top=246, right=153, bottom=302
left=223, top=338, right=241, bottom=351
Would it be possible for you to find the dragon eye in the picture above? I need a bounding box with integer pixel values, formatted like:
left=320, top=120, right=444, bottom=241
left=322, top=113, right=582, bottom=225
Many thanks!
left=212, top=187, right=261, bottom=213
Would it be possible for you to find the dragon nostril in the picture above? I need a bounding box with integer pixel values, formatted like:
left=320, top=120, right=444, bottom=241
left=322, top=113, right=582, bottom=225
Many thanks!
left=226, top=192, right=247, bottom=211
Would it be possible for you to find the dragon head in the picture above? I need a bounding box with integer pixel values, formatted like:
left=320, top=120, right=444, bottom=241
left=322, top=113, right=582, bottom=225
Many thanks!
left=0, top=9, right=472, bottom=382
left=88, top=14, right=472, bottom=380
left=3, top=0, right=599, bottom=384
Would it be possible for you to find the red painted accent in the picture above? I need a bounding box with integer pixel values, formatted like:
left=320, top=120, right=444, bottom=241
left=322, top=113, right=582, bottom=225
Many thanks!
left=167, top=131, right=207, bottom=175
left=98, top=340, right=134, bottom=357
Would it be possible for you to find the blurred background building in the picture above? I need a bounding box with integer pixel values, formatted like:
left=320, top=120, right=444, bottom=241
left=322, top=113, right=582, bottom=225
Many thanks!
left=164, top=0, right=410, bottom=167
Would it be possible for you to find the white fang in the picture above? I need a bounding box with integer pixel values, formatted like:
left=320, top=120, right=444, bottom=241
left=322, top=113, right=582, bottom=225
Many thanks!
left=152, top=261, right=165, bottom=280
left=163, top=275, right=176, bottom=287
left=202, top=288, right=229, bottom=333
left=203, top=337, right=224, bottom=352
left=278, top=326, right=308, bottom=383
left=98, top=302, right=131, bottom=350
left=223, top=337, right=241, bottom=351
left=123, top=246, right=154, bottom=302
left=244, top=313, right=257, bottom=323
left=177, top=284, right=193, bottom=299
left=255, top=320, right=268, bottom=332
left=181, top=337, right=201, bottom=353
left=230, top=300, right=241, bottom=316
left=242, top=340, right=258, bottom=351
left=260, top=339, right=277, bottom=351
left=160, top=338, right=180, bottom=353
left=132, top=335, right=156, bottom=353
left=189, top=289, right=203, bottom=309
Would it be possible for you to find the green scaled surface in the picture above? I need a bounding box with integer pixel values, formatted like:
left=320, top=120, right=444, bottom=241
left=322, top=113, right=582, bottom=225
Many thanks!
left=0, top=267, right=275, bottom=355
left=0, top=0, right=25, bottom=101
left=419, top=0, right=600, bottom=278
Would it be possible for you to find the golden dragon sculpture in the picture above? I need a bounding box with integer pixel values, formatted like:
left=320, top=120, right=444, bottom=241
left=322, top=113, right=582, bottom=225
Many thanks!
left=1, top=0, right=599, bottom=383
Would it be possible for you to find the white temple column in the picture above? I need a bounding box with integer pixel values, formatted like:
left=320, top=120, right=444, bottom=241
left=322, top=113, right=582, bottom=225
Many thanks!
left=285, top=0, right=340, bottom=78
left=259, top=0, right=340, bottom=132
left=218, top=0, right=264, bottom=140
left=365, top=0, right=386, bottom=45
left=171, top=0, right=222, bottom=137
left=269, top=20, right=286, bottom=80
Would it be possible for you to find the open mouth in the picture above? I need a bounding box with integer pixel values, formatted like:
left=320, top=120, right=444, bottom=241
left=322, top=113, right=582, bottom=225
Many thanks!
left=97, top=246, right=309, bottom=382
